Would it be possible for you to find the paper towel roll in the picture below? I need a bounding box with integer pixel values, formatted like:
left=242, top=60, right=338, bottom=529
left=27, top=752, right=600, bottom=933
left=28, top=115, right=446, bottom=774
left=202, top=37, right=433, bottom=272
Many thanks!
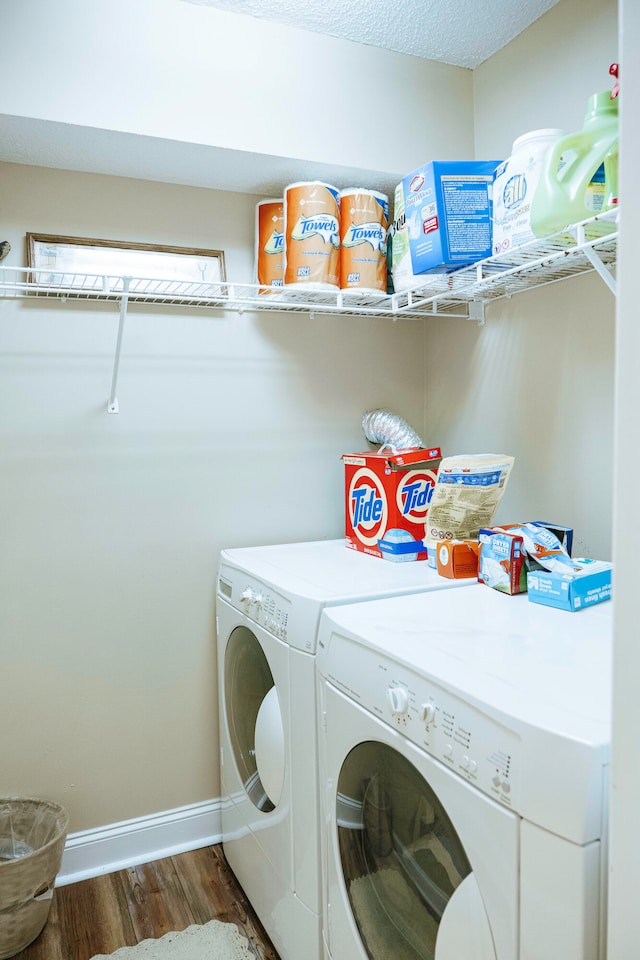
left=339, top=188, right=389, bottom=296
left=255, top=198, right=284, bottom=295
left=283, top=181, right=340, bottom=293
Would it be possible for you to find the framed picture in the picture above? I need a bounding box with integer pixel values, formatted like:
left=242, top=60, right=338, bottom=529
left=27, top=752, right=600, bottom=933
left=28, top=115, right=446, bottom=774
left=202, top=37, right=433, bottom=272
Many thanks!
left=26, top=233, right=226, bottom=291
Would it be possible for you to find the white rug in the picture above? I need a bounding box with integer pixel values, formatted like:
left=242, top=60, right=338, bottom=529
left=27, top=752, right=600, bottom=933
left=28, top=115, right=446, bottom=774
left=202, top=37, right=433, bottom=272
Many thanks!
left=90, top=920, right=256, bottom=960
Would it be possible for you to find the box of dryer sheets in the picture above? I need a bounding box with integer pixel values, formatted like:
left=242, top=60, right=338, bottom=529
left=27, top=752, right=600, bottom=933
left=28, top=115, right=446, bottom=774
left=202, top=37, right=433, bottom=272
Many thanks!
left=343, top=447, right=441, bottom=561
left=402, top=161, right=500, bottom=275
left=530, top=521, right=574, bottom=556
left=527, top=560, right=612, bottom=612
left=478, top=528, right=527, bottom=595
left=492, top=521, right=574, bottom=558
left=477, top=521, right=572, bottom=595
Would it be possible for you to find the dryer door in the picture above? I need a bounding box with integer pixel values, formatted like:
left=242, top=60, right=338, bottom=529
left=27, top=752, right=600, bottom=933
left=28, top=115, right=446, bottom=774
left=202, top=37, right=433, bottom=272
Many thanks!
left=324, top=684, right=519, bottom=960
left=336, top=741, right=495, bottom=960
left=224, top=624, right=286, bottom=812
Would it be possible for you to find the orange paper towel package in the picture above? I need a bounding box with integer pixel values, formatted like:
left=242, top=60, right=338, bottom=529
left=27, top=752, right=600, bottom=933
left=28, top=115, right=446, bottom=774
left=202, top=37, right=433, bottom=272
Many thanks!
left=255, top=198, right=284, bottom=293
left=283, top=181, right=340, bottom=291
left=339, top=188, right=389, bottom=295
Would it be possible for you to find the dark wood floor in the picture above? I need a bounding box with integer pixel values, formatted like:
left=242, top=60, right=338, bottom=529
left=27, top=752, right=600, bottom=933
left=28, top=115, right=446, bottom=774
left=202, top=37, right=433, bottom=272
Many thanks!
left=13, top=845, right=280, bottom=960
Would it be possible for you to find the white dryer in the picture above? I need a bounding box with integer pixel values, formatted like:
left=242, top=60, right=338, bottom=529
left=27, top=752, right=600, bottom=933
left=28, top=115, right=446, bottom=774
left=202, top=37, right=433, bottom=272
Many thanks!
left=216, top=540, right=472, bottom=960
left=316, top=586, right=612, bottom=960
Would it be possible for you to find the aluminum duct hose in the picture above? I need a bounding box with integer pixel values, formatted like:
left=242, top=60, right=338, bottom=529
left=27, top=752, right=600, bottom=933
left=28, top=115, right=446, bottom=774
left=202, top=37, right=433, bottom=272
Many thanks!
left=362, top=409, right=424, bottom=450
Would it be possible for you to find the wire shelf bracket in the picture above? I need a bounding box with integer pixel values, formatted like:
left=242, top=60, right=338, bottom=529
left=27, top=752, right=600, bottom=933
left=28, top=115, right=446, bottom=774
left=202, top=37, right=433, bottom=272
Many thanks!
left=107, top=277, right=130, bottom=414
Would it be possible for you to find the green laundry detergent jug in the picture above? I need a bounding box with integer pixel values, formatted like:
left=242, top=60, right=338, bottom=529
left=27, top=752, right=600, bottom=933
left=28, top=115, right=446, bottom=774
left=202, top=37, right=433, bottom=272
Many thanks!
left=530, top=88, right=618, bottom=239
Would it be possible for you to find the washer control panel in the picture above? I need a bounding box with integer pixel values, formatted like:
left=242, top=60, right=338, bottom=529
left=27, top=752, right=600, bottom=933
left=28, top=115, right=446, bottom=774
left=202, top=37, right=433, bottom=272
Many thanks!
left=326, top=638, right=521, bottom=811
left=219, top=571, right=292, bottom=641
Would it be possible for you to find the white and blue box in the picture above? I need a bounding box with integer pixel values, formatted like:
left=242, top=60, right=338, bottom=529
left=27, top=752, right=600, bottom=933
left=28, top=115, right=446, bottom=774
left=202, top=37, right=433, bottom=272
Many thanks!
left=526, top=560, right=612, bottom=612
left=402, top=161, right=500, bottom=275
left=531, top=521, right=574, bottom=556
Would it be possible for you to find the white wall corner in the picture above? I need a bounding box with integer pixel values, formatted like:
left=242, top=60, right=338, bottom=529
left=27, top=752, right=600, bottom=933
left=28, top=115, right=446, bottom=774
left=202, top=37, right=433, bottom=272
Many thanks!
left=57, top=798, right=226, bottom=886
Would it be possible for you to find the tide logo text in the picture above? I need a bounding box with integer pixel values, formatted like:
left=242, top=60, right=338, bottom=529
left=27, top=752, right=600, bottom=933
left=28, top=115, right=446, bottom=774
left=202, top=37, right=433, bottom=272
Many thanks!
left=401, top=480, right=433, bottom=514
left=348, top=468, right=388, bottom=547
left=352, top=486, right=384, bottom=527
left=396, top=470, right=438, bottom=523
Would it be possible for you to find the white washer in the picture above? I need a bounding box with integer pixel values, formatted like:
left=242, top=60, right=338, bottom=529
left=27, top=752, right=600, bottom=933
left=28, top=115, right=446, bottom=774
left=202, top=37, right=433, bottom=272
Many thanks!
left=216, top=539, right=472, bottom=960
left=316, top=586, right=612, bottom=960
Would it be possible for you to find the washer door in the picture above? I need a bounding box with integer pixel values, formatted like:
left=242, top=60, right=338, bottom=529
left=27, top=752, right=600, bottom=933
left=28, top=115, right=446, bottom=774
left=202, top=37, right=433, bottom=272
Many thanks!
left=336, top=741, right=496, bottom=960
left=224, top=625, right=286, bottom=812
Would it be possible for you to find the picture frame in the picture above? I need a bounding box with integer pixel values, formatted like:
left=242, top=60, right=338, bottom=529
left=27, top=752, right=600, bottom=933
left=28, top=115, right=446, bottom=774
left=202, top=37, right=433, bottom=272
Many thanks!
left=26, top=233, right=226, bottom=290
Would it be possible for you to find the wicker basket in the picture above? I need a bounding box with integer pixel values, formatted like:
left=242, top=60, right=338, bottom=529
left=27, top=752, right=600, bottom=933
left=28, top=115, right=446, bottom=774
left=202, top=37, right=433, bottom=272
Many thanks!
left=0, top=797, right=69, bottom=960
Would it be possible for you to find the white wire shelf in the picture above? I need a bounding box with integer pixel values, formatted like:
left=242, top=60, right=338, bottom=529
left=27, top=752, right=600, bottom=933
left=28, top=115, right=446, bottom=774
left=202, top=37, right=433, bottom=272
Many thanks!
left=0, top=210, right=617, bottom=414
left=0, top=210, right=618, bottom=323
left=0, top=268, right=473, bottom=320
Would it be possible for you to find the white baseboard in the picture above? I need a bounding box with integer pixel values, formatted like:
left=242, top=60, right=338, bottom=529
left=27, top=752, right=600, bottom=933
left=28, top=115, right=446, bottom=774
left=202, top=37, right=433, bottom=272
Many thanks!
left=58, top=798, right=224, bottom=887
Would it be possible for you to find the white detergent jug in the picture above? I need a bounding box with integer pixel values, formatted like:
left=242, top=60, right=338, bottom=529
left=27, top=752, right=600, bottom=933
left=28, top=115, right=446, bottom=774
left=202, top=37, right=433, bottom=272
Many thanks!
left=492, top=129, right=565, bottom=255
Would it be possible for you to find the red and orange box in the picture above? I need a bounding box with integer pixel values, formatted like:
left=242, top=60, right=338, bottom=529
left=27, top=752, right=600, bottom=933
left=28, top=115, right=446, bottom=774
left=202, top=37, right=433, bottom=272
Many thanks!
left=342, top=446, right=441, bottom=561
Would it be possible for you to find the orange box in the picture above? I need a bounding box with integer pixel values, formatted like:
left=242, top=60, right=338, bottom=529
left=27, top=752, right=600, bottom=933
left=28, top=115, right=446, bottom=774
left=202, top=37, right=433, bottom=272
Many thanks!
left=436, top=540, right=480, bottom=579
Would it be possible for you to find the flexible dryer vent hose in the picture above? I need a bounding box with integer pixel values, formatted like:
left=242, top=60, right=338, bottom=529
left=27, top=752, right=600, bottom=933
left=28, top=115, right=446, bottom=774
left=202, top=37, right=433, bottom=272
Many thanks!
left=361, top=409, right=424, bottom=450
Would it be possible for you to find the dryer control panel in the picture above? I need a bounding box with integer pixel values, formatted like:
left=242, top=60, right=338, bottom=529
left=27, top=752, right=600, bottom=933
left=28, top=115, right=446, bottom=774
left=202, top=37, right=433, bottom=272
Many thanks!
left=324, top=635, right=521, bottom=812
left=219, top=569, right=292, bottom=640
left=218, top=562, right=323, bottom=653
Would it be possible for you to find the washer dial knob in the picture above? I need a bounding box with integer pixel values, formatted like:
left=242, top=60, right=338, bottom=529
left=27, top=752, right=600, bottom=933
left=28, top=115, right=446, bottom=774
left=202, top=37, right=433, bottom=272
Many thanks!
left=386, top=685, right=409, bottom=716
left=420, top=703, right=436, bottom=725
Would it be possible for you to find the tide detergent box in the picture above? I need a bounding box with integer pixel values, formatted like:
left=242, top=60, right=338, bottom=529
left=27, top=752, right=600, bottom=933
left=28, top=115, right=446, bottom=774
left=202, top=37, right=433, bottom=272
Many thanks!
left=343, top=447, right=442, bottom=561
left=478, top=528, right=527, bottom=595
left=402, top=161, right=500, bottom=275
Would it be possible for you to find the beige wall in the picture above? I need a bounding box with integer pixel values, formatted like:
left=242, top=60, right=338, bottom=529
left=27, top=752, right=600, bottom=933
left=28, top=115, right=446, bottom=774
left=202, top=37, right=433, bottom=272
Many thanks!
left=0, top=162, right=427, bottom=830
left=423, top=276, right=615, bottom=559
left=424, top=0, right=618, bottom=560
left=473, top=0, right=618, bottom=159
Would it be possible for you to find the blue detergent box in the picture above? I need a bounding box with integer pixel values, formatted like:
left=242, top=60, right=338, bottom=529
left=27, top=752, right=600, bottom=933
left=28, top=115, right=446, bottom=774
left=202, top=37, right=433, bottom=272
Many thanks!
left=402, top=161, right=500, bottom=275
left=526, top=560, right=612, bottom=612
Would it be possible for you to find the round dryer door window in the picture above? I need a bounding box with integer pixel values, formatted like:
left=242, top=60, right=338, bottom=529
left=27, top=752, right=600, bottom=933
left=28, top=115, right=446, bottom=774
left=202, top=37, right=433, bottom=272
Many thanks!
left=224, top=625, right=285, bottom=813
left=336, top=741, right=496, bottom=960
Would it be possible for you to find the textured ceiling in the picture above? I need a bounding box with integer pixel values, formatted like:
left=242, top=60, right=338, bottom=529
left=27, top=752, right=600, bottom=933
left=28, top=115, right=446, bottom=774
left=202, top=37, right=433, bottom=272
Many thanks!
left=183, top=0, right=562, bottom=69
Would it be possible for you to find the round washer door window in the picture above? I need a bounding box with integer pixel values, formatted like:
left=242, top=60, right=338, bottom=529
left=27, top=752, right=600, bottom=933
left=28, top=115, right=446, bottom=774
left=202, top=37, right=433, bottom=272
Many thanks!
left=224, top=625, right=285, bottom=813
left=336, top=741, right=495, bottom=960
